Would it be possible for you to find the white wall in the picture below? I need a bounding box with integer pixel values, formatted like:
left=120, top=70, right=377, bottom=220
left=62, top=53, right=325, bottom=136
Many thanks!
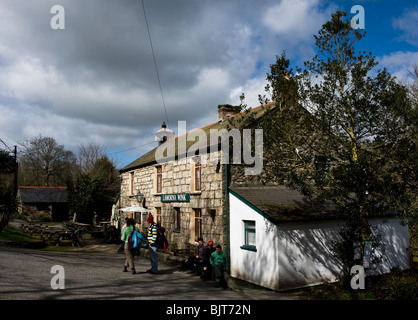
left=229, top=191, right=342, bottom=290
left=276, top=221, right=342, bottom=290
left=229, top=192, right=280, bottom=290
left=229, top=191, right=411, bottom=291
left=367, top=218, right=410, bottom=274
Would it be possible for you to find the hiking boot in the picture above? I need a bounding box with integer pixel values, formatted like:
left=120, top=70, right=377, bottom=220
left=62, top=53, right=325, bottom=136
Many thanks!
left=123, top=266, right=128, bottom=272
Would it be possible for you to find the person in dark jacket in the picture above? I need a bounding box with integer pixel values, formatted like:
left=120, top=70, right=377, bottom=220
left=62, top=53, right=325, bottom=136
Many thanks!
left=193, top=237, right=206, bottom=276
left=201, top=240, right=215, bottom=281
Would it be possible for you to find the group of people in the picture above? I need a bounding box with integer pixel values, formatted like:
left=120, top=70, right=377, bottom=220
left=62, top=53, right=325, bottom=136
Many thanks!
left=188, top=237, right=228, bottom=288
left=120, top=215, right=228, bottom=288
left=121, top=215, right=159, bottom=275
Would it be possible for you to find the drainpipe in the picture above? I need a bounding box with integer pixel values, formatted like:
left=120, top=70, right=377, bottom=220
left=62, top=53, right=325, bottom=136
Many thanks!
left=114, top=174, right=122, bottom=224
left=115, top=174, right=121, bottom=207
left=225, top=162, right=230, bottom=270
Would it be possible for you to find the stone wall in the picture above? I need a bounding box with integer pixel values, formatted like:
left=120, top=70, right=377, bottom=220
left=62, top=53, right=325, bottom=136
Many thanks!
left=19, top=203, right=51, bottom=222
left=120, top=152, right=226, bottom=253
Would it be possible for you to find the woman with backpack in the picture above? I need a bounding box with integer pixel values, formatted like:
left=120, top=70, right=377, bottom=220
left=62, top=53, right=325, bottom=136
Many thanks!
left=121, top=218, right=139, bottom=274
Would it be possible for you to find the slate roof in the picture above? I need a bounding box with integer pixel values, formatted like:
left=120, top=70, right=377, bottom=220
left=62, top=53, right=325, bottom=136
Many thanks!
left=19, top=187, right=68, bottom=203
left=229, top=185, right=335, bottom=223
left=120, top=102, right=276, bottom=173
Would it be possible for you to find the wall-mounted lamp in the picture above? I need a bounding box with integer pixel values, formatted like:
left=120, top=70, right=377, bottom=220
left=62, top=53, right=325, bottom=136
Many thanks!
left=134, top=191, right=144, bottom=206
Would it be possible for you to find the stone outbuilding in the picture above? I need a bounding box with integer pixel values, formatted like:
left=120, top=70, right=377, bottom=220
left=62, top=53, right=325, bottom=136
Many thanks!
left=18, top=187, right=69, bottom=222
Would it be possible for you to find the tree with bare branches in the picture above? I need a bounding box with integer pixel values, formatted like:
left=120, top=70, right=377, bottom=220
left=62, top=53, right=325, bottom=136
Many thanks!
left=18, top=135, right=76, bottom=187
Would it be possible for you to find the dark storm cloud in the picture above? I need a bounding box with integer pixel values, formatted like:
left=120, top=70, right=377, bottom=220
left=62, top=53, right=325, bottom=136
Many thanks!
left=0, top=0, right=334, bottom=166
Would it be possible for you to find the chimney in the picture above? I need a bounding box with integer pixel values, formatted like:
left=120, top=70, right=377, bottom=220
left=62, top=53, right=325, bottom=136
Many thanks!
left=218, top=104, right=241, bottom=122
left=156, top=122, right=175, bottom=146
left=159, top=122, right=167, bottom=145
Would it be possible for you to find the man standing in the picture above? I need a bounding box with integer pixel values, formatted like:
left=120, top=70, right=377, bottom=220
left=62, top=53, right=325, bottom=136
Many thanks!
left=147, top=215, right=158, bottom=274
left=194, top=237, right=206, bottom=276
left=210, top=245, right=228, bottom=288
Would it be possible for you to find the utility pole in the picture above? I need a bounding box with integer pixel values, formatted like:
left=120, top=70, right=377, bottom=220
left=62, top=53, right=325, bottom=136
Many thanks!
left=14, top=146, right=18, bottom=198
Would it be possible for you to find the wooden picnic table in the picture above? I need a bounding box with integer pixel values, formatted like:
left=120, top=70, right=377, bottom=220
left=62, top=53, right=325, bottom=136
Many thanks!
left=19, top=222, right=82, bottom=246
left=73, top=222, right=91, bottom=232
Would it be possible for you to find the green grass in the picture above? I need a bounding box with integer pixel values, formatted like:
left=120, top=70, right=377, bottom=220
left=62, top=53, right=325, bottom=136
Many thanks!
left=309, top=269, right=418, bottom=300
left=0, top=226, right=39, bottom=242
left=0, top=226, right=88, bottom=251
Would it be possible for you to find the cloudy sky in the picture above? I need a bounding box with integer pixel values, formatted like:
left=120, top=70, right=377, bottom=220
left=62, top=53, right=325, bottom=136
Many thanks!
left=0, top=0, right=417, bottom=169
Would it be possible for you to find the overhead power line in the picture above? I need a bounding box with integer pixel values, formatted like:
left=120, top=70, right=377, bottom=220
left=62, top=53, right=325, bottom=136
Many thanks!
left=110, top=140, right=155, bottom=155
left=0, top=138, right=12, bottom=151
left=141, top=0, right=170, bottom=128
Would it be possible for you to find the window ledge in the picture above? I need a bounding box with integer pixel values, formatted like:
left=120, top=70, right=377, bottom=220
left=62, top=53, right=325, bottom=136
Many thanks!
left=240, top=245, right=257, bottom=252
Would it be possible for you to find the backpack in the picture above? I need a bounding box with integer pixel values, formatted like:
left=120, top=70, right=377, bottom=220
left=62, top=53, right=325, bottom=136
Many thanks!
left=128, top=229, right=145, bottom=252
left=156, top=225, right=168, bottom=251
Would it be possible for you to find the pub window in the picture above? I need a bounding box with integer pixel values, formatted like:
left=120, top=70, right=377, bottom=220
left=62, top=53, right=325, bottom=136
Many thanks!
left=194, top=208, right=202, bottom=242
left=129, top=172, right=134, bottom=196
left=241, top=220, right=257, bottom=252
left=173, top=207, right=181, bottom=232
left=191, top=156, right=201, bottom=192
left=195, top=158, right=201, bottom=191
left=156, top=166, right=162, bottom=194
left=155, top=207, right=161, bottom=225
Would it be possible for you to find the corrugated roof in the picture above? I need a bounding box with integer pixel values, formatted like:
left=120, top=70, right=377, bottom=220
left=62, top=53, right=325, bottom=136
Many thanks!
left=19, top=187, right=68, bottom=203
left=120, top=102, right=276, bottom=172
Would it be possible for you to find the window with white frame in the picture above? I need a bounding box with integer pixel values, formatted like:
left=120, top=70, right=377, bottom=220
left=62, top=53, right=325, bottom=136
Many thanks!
left=155, top=166, right=162, bottom=194
left=129, top=172, right=135, bottom=196
left=241, top=220, right=257, bottom=251
left=173, top=207, right=181, bottom=232
left=155, top=207, right=161, bottom=225
left=194, top=208, right=202, bottom=242
left=190, top=156, right=201, bottom=193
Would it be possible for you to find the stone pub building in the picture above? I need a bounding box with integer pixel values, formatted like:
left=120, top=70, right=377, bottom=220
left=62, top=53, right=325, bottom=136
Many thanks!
left=118, top=105, right=247, bottom=252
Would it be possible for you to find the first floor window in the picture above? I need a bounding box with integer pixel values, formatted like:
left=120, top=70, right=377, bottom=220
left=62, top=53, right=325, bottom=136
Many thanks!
left=155, top=207, right=161, bottom=225
left=191, top=156, right=201, bottom=192
left=173, top=207, right=181, bottom=232
left=129, top=172, right=134, bottom=196
left=241, top=220, right=256, bottom=251
left=194, top=208, right=202, bottom=241
left=156, top=166, right=162, bottom=193
left=195, top=158, right=201, bottom=191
